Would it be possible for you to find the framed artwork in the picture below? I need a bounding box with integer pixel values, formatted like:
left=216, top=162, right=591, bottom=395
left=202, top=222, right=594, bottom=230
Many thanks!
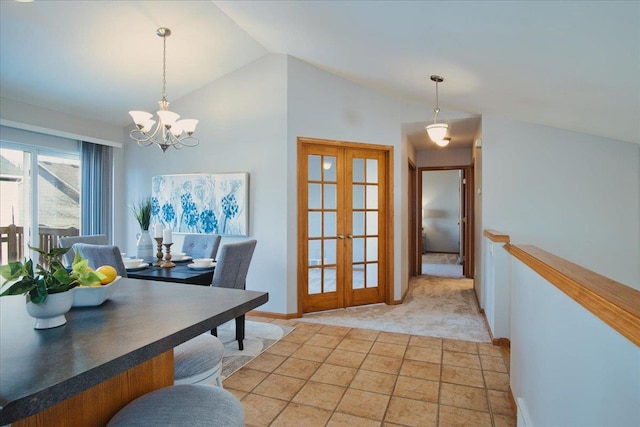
left=151, top=173, right=249, bottom=236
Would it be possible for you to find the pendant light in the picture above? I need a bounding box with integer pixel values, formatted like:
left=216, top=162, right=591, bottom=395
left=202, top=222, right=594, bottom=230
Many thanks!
left=425, top=75, right=449, bottom=145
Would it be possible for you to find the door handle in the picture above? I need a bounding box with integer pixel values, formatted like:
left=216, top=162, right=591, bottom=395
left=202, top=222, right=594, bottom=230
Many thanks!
left=338, top=234, right=345, bottom=239
left=347, top=234, right=353, bottom=239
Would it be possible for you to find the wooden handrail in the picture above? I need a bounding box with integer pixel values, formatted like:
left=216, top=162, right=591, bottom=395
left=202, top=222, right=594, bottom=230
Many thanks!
left=483, top=229, right=510, bottom=243
left=507, top=244, right=640, bottom=347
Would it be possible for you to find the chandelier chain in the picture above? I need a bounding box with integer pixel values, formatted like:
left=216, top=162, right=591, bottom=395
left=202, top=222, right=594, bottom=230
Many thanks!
left=162, top=33, right=167, bottom=100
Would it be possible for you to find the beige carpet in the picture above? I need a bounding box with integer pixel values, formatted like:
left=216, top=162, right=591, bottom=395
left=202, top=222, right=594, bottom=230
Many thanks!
left=422, top=252, right=463, bottom=277
left=298, top=275, right=490, bottom=342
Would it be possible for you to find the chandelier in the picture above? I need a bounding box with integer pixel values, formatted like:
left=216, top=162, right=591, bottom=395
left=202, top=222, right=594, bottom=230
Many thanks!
left=425, top=75, right=449, bottom=147
left=129, top=27, right=199, bottom=152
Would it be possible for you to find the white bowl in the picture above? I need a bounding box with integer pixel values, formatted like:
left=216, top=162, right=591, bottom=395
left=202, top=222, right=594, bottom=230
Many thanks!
left=193, top=258, right=214, bottom=268
left=72, top=277, right=121, bottom=307
left=122, top=258, right=144, bottom=269
left=172, top=252, right=188, bottom=261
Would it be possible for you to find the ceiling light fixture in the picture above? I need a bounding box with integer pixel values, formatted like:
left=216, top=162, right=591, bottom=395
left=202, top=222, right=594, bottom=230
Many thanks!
left=435, top=137, right=451, bottom=148
left=129, top=28, right=199, bottom=152
left=425, top=75, right=448, bottom=145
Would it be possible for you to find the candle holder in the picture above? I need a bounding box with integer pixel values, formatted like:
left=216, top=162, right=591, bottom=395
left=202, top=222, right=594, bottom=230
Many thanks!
left=154, top=237, right=164, bottom=266
left=162, top=243, right=176, bottom=268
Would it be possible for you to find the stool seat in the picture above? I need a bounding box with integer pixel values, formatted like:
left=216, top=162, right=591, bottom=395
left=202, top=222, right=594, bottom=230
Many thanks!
left=174, top=333, right=225, bottom=386
left=107, top=384, right=244, bottom=427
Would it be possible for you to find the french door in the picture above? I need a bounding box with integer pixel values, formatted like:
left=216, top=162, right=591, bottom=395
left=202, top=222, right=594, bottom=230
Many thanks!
left=298, top=138, right=390, bottom=313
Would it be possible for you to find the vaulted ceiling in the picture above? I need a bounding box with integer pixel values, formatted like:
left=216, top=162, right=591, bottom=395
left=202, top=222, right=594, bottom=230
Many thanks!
left=1, top=1, right=638, bottom=149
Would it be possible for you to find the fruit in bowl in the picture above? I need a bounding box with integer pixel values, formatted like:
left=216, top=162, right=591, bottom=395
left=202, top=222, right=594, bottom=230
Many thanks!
left=72, top=276, right=121, bottom=307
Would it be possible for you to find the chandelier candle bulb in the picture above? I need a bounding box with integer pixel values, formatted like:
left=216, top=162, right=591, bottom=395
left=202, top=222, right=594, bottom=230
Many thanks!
left=163, top=229, right=172, bottom=244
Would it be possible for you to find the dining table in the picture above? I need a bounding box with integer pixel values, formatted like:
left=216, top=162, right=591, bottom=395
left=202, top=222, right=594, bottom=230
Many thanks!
left=0, top=277, right=268, bottom=427
left=125, top=261, right=214, bottom=285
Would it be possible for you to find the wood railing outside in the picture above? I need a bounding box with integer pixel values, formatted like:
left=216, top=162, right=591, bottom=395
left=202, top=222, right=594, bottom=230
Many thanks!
left=0, top=224, right=79, bottom=264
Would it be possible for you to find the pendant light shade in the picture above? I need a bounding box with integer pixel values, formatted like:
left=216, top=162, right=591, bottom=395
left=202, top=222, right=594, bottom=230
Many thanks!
left=425, top=75, right=449, bottom=146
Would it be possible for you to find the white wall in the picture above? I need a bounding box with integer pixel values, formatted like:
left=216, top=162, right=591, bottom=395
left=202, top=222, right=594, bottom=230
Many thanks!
left=415, top=147, right=472, bottom=168
left=481, top=117, right=640, bottom=290
left=286, top=56, right=426, bottom=306
left=511, top=257, right=640, bottom=426
left=121, top=54, right=289, bottom=313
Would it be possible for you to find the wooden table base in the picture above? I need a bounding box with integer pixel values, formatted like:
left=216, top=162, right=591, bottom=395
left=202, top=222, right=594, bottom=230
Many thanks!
left=13, top=350, right=174, bottom=427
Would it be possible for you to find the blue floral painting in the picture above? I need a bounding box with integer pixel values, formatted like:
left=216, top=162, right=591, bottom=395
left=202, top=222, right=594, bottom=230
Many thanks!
left=151, top=173, right=249, bottom=236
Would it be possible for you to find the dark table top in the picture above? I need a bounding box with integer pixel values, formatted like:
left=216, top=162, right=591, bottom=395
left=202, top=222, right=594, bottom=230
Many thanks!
left=126, top=262, right=214, bottom=285
left=0, top=278, right=268, bottom=425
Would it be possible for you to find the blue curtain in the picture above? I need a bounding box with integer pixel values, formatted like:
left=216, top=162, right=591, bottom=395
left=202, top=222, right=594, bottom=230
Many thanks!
left=81, top=141, right=113, bottom=240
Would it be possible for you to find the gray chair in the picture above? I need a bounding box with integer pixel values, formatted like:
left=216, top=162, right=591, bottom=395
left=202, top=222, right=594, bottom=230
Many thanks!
left=174, top=333, right=225, bottom=387
left=72, top=243, right=127, bottom=278
left=182, top=234, right=222, bottom=260
left=210, top=239, right=257, bottom=350
left=58, top=234, right=108, bottom=267
left=106, top=384, right=244, bottom=427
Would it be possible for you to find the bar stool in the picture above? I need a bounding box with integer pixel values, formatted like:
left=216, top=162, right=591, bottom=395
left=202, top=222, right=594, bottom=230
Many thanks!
left=174, top=333, right=225, bottom=387
left=107, top=384, right=244, bottom=427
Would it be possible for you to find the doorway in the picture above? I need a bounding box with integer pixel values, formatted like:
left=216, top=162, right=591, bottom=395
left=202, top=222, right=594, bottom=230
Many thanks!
left=417, top=166, right=474, bottom=278
left=297, top=137, right=393, bottom=314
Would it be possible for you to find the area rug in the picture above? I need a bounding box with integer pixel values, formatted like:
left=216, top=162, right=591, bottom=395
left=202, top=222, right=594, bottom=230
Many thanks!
left=298, top=275, right=490, bottom=342
left=217, top=320, right=294, bottom=380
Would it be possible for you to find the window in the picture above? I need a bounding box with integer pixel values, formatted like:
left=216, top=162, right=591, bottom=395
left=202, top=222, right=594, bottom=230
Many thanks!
left=0, top=143, right=80, bottom=264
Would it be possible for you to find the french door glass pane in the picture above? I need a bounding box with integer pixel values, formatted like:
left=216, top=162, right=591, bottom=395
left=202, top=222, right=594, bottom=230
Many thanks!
left=308, top=183, right=321, bottom=208
left=352, top=158, right=364, bottom=182
left=352, top=237, right=364, bottom=262
left=0, top=148, right=30, bottom=264
left=366, top=211, right=378, bottom=235
left=323, top=156, right=336, bottom=181
left=366, top=185, right=378, bottom=209
left=366, top=263, right=378, bottom=287
left=323, top=239, right=336, bottom=264
left=308, top=240, right=321, bottom=266
left=308, top=212, right=321, bottom=237
left=323, top=184, right=336, bottom=209
left=324, top=212, right=336, bottom=237
left=308, top=268, right=321, bottom=294
left=353, top=211, right=364, bottom=235
left=352, top=266, right=365, bottom=289
left=308, top=155, right=321, bottom=181
left=353, top=185, right=364, bottom=209
left=366, top=159, right=378, bottom=183
left=366, top=237, right=378, bottom=262
left=323, top=267, right=337, bottom=292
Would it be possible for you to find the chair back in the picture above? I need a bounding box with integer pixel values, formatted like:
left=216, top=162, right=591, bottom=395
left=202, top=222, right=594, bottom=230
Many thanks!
left=182, top=234, right=222, bottom=259
left=72, top=243, right=127, bottom=277
left=211, top=240, right=257, bottom=290
left=59, top=234, right=108, bottom=267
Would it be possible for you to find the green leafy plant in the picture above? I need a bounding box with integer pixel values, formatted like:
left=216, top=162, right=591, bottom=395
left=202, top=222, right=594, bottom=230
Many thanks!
left=129, top=197, right=152, bottom=231
left=0, top=246, right=105, bottom=304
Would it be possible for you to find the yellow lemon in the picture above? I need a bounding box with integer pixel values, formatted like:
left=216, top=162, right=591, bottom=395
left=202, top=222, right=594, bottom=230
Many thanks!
left=96, top=265, right=117, bottom=285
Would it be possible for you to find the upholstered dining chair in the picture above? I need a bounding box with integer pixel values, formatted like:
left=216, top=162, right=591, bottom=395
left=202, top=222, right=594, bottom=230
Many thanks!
left=72, top=243, right=127, bottom=277
left=107, top=384, right=244, bottom=427
left=182, top=234, right=222, bottom=260
left=210, top=239, right=257, bottom=350
left=58, top=234, right=108, bottom=267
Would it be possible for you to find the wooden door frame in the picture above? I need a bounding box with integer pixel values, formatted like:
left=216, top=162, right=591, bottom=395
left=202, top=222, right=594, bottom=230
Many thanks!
left=297, top=137, right=394, bottom=315
left=417, top=165, right=475, bottom=278
left=408, top=159, right=419, bottom=277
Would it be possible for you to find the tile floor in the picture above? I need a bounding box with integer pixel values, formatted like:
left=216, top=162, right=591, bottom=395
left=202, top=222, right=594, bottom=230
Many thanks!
left=223, top=316, right=515, bottom=427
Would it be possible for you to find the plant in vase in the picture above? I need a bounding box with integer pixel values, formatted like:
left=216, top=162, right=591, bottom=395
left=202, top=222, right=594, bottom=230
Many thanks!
left=0, top=246, right=106, bottom=329
left=129, top=197, right=154, bottom=261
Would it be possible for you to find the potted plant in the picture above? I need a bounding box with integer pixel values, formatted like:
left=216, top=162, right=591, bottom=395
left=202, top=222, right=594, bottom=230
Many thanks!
left=129, top=197, right=153, bottom=260
left=0, top=246, right=105, bottom=329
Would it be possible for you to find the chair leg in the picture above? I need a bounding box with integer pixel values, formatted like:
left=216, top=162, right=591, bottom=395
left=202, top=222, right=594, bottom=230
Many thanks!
left=211, top=328, right=217, bottom=336
left=235, top=315, right=245, bottom=350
